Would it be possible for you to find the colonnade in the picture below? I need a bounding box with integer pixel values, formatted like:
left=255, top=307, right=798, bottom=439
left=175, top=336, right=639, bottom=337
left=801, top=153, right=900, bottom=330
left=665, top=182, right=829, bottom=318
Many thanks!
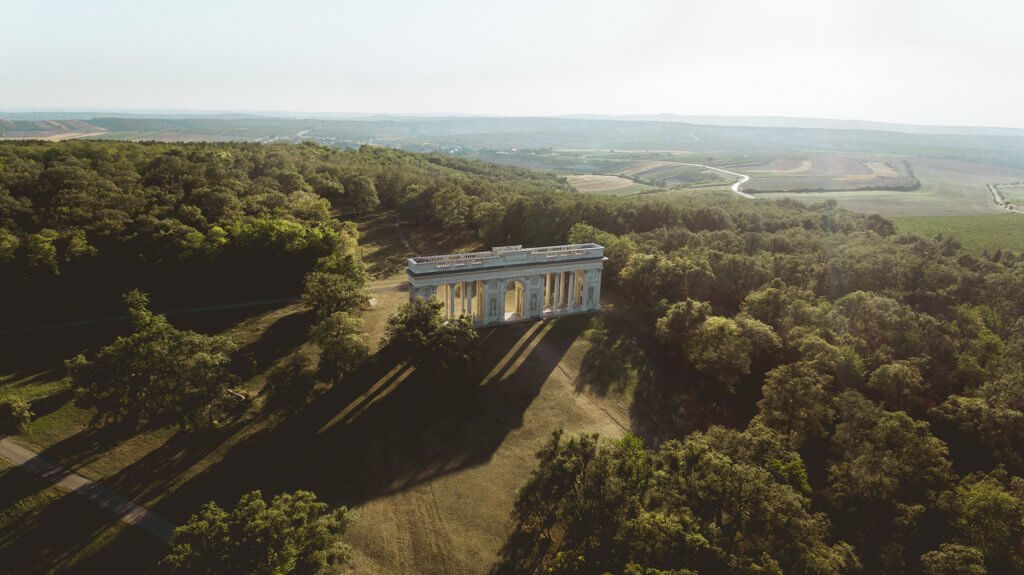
left=438, top=280, right=480, bottom=320
left=407, top=243, right=606, bottom=327
left=542, top=269, right=585, bottom=312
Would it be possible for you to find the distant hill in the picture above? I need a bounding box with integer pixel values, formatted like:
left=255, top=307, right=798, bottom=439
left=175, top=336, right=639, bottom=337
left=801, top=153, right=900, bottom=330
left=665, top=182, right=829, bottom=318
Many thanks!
left=4, top=113, right=1024, bottom=168
left=561, top=114, right=1024, bottom=137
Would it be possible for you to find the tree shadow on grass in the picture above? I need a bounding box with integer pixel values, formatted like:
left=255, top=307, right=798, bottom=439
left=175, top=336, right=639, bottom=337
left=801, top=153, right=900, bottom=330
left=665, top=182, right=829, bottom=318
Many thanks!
left=147, top=316, right=585, bottom=528
left=0, top=466, right=166, bottom=574
left=231, top=309, right=316, bottom=377
left=575, top=319, right=650, bottom=398
left=27, top=387, right=75, bottom=420
left=358, top=213, right=413, bottom=279
left=30, top=425, right=130, bottom=473
left=6, top=316, right=585, bottom=573
left=490, top=524, right=553, bottom=575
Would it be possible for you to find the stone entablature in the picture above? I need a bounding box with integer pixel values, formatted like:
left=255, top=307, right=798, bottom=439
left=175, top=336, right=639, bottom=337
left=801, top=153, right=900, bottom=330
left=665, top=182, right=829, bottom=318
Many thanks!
left=407, top=244, right=606, bottom=327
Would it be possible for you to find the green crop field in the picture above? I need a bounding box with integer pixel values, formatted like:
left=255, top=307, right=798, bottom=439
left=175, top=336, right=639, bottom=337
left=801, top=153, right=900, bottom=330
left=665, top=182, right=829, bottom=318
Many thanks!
left=892, top=212, right=1024, bottom=254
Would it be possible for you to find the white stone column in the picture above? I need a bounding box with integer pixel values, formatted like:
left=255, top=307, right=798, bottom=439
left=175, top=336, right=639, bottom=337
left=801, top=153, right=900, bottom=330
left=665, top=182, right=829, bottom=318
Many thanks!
left=569, top=271, right=576, bottom=310
left=555, top=272, right=562, bottom=310
left=449, top=283, right=456, bottom=318
left=546, top=274, right=551, bottom=309
left=544, top=274, right=550, bottom=308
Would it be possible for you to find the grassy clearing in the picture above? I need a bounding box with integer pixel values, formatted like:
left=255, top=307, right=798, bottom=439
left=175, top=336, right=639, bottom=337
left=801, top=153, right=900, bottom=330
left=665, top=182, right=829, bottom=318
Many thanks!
left=893, top=213, right=1024, bottom=254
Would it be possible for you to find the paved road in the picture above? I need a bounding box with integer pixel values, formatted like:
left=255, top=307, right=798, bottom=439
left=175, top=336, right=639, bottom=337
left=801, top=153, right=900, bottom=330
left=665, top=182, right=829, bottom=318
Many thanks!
left=0, top=437, right=174, bottom=542
left=675, top=162, right=754, bottom=198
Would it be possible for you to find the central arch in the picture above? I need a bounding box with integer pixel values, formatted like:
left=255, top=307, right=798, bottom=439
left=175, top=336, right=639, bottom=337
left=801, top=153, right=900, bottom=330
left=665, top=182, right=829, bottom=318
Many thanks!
left=504, top=280, right=524, bottom=322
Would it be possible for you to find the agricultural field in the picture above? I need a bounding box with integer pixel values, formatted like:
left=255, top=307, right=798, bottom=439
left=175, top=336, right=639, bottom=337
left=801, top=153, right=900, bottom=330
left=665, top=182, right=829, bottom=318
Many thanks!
left=753, top=157, right=1024, bottom=216
left=0, top=119, right=106, bottom=140
left=734, top=153, right=918, bottom=192
left=566, top=174, right=658, bottom=195
left=614, top=160, right=731, bottom=188
left=892, top=213, right=1024, bottom=255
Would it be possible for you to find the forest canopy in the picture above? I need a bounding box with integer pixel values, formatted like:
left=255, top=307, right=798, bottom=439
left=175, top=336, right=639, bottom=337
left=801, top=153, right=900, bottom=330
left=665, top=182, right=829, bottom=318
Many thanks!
left=3, top=140, right=1024, bottom=574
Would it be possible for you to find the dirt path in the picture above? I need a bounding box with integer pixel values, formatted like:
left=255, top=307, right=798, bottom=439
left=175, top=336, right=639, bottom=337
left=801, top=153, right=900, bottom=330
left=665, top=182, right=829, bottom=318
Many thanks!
left=989, top=183, right=1024, bottom=214
left=0, top=437, right=174, bottom=542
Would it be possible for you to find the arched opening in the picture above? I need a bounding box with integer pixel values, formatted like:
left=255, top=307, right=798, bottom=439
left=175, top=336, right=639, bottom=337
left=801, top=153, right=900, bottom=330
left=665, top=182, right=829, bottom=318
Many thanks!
left=504, top=280, right=524, bottom=321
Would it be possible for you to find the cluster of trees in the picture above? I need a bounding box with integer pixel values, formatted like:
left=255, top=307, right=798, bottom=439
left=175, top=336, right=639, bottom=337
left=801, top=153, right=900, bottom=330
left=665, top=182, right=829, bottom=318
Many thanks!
left=0, top=141, right=380, bottom=323
left=0, top=140, right=584, bottom=325
left=66, top=244, right=372, bottom=429
left=510, top=193, right=1024, bottom=573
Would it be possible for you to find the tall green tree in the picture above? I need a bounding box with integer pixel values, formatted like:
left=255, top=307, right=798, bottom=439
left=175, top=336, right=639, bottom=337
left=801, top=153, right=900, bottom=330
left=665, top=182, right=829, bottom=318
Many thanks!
left=755, top=361, right=835, bottom=447
left=345, top=174, right=380, bottom=214
left=310, top=312, right=369, bottom=377
left=161, top=490, right=351, bottom=575
left=67, top=290, right=236, bottom=430
left=383, top=298, right=478, bottom=374
left=430, top=185, right=471, bottom=231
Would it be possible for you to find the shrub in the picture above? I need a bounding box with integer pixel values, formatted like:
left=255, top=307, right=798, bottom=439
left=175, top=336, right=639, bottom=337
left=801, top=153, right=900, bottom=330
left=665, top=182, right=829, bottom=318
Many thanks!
left=0, top=396, right=33, bottom=433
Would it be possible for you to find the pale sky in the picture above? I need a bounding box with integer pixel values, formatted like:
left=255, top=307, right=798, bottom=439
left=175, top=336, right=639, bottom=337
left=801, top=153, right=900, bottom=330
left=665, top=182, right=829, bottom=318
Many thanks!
left=3, top=0, right=1023, bottom=128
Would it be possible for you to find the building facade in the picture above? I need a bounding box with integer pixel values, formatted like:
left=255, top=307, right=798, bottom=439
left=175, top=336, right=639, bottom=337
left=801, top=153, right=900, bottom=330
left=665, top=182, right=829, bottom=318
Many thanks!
left=406, top=244, right=606, bottom=326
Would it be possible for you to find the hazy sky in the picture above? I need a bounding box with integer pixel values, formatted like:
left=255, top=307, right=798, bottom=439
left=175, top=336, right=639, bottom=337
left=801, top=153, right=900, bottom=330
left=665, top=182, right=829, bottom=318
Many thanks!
left=3, top=0, right=1023, bottom=128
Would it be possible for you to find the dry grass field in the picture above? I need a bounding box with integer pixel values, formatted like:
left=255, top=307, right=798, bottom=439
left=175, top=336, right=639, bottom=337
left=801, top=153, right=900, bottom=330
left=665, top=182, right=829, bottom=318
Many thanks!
left=739, top=154, right=917, bottom=192
left=566, top=174, right=658, bottom=195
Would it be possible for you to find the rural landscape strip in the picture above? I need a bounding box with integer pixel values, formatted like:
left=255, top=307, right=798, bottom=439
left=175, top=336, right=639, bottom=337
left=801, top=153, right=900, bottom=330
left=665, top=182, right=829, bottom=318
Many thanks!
left=0, top=437, right=174, bottom=542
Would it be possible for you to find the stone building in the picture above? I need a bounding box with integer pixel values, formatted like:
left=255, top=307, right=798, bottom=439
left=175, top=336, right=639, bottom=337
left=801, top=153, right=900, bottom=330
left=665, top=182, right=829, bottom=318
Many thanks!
left=406, top=244, right=606, bottom=326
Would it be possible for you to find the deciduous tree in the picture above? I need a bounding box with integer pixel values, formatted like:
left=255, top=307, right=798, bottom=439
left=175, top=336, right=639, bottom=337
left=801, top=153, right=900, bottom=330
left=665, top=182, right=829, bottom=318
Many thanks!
left=161, top=490, right=351, bottom=575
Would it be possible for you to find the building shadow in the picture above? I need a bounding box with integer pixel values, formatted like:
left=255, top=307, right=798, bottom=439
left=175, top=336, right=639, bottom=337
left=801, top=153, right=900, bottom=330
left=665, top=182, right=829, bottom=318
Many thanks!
left=144, top=317, right=585, bottom=528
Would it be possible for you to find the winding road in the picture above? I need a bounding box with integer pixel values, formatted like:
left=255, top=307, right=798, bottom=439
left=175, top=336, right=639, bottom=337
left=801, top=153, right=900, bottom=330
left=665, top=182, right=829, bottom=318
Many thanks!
left=675, top=162, right=754, bottom=198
